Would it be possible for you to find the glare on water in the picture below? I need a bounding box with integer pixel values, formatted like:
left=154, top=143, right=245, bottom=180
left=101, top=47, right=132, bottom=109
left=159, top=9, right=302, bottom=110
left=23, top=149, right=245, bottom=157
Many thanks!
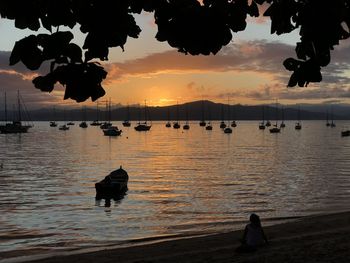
left=0, top=121, right=350, bottom=255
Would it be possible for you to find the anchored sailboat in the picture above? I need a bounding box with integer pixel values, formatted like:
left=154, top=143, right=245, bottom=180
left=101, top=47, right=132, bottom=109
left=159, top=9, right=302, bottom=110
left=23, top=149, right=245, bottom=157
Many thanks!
left=183, top=104, right=190, bottom=130
left=0, top=91, right=32, bottom=134
left=173, top=102, right=180, bottom=129
left=122, top=104, right=131, bottom=127
left=135, top=101, right=151, bottom=131
left=295, top=106, right=302, bottom=130
left=79, top=106, right=88, bottom=128
left=259, top=105, right=265, bottom=130
left=269, top=101, right=280, bottom=133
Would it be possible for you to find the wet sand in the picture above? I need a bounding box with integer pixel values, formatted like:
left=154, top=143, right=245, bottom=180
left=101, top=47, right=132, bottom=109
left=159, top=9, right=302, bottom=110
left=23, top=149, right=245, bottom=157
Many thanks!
left=6, top=211, right=350, bottom=263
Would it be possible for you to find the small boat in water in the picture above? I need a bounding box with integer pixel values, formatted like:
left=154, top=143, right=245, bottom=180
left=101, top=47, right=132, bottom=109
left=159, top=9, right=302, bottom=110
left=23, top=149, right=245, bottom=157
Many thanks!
left=295, top=106, right=302, bottom=130
left=135, top=101, right=152, bottom=131
left=59, top=124, right=69, bottom=131
left=122, top=105, right=131, bottom=127
left=100, top=122, right=112, bottom=129
left=135, top=123, right=151, bottom=131
left=269, top=126, right=280, bottom=133
left=103, top=126, right=122, bottom=136
left=259, top=106, right=265, bottom=130
left=79, top=106, right=88, bottom=128
left=224, top=127, right=232, bottom=133
left=95, top=166, right=128, bottom=200
left=341, top=130, right=350, bottom=137
left=50, top=121, right=57, bottom=127
left=0, top=91, right=33, bottom=134
left=220, top=121, right=227, bottom=129
left=183, top=123, right=190, bottom=130
left=269, top=101, right=280, bottom=133
left=206, top=123, right=213, bottom=130
left=79, top=121, right=88, bottom=128
left=90, top=120, right=102, bottom=126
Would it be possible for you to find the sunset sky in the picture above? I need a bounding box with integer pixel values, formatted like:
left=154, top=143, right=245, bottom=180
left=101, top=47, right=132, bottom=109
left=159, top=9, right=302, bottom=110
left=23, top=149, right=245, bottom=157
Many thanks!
left=1, top=10, right=350, bottom=109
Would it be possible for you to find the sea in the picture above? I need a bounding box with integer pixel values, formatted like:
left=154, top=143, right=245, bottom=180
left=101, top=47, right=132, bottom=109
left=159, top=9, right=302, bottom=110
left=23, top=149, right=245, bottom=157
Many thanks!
left=1, top=120, right=350, bottom=260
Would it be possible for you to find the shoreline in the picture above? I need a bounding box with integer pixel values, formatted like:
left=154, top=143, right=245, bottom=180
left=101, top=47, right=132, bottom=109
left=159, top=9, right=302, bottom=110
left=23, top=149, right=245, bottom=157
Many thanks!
left=3, top=211, right=350, bottom=263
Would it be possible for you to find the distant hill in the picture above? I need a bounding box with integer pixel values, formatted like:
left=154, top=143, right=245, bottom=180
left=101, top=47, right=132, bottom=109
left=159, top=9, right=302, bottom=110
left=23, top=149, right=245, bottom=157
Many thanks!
left=0, top=100, right=348, bottom=121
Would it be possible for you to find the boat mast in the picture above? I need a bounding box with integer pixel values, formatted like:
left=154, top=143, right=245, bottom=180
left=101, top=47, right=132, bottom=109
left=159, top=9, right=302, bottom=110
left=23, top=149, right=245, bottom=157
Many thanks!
left=109, top=98, right=112, bottom=123
left=262, top=105, right=265, bottom=123
left=127, top=104, right=130, bottom=120
left=144, top=100, right=147, bottom=124
left=17, top=90, right=21, bottom=122
left=227, top=98, right=230, bottom=124
left=275, top=100, right=278, bottom=126
left=201, top=99, right=204, bottom=122
left=176, top=101, right=179, bottom=122
left=4, top=92, right=7, bottom=123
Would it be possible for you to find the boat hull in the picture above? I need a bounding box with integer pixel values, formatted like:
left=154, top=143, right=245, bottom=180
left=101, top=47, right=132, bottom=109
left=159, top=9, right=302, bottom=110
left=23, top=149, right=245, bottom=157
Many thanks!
left=103, top=127, right=122, bottom=136
left=135, top=124, right=151, bottom=131
left=0, top=123, right=31, bottom=134
left=95, top=167, right=129, bottom=200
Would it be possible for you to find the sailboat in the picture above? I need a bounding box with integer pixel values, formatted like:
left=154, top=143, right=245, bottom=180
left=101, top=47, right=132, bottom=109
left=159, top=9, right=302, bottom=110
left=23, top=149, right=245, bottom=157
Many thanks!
left=79, top=106, right=88, bottom=128
left=295, top=106, right=302, bottom=130
left=341, top=127, right=350, bottom=137
left=326, top=110, right=330, bottom=127
left=205, top=104, right=213, bottom=130
left=122, top=104, right=131, bottom=127
left=330, top=107, right=336, bottom=128
left=100, top=100, right=112, bottom=129
left=173, top=102, right=181, bottom=129
left=49, top=106, right=58, bottom=127
left=231, top=103, right=237, bottom=127
left=199, top=100, right=206, bottom=126
left=183, top=104, right=190, bottom=130
left=102, top=99, right=122, bottom=136
left=91, top=102, right=102, bottom=126
left=59, top=109, right=69, bottom=131
left=224, top=99, right=232, bottom=133
left=269, top=101, right=280, bottom=133
left=219, top=104, right=226, bottom=129
left=134, top=101, right=151, bottom=131
left=165, top=107, right=171, bottom=127
left=265, top=105, right=271, bottom=127
left=259, top=105, right=265, bottom=130
left=0, top=91, right=32, bottom=134
left=280, top=106, right=286, bottom=128
left=67, top=109, right=75, bottom=125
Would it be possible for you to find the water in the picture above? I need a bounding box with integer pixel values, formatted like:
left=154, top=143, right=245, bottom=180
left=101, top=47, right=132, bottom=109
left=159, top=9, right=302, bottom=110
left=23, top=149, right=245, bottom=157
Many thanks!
left=1, top=121, right=350, bottom=258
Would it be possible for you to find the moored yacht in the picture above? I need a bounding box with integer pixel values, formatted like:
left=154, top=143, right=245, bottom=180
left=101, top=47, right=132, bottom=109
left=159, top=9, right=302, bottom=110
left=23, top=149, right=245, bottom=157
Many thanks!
left=0, top=91, right=32, bottom=134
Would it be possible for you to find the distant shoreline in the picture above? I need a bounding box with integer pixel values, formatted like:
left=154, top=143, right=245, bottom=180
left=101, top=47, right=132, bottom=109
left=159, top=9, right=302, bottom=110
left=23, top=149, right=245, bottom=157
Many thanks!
left=4, top=211, right=350, bottom=263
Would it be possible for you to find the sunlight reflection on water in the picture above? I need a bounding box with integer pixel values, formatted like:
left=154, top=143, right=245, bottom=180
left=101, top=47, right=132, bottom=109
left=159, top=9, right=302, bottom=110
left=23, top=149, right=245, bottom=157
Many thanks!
left=0, top=121, right=350, bottom=255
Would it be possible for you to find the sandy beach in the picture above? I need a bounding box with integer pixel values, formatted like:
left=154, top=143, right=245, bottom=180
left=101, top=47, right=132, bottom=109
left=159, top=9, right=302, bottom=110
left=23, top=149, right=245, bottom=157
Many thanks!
left=4, top=211, right=349, bottom=263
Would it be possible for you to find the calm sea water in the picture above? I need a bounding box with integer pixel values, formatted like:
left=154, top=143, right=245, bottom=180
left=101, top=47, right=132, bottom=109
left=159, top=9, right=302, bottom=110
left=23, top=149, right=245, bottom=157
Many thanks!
left=1, top=121, right=350, bottom=258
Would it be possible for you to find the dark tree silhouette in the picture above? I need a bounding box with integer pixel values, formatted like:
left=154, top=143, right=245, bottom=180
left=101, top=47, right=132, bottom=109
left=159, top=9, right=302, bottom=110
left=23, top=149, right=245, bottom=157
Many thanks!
left=0, top=0, right=349, bottom=102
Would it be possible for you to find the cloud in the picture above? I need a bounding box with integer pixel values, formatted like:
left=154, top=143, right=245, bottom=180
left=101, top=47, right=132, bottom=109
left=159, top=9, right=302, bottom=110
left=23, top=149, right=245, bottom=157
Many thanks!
left=105, top=40, right=295, bottom=82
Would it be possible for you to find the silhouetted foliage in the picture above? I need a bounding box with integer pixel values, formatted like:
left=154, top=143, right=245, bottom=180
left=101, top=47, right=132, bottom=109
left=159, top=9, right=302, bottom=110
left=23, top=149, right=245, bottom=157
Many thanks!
left=0, top=0, right=349, bottom=102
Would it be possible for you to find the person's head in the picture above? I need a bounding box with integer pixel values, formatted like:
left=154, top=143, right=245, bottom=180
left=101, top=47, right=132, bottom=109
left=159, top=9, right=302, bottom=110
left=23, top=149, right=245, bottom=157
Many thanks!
left=249, top=213, right=261, bottom=227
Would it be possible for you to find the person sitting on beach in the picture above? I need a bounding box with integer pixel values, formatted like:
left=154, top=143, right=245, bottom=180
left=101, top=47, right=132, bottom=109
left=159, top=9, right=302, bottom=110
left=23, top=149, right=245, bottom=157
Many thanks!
left=236, top=213, right=268, bottom=253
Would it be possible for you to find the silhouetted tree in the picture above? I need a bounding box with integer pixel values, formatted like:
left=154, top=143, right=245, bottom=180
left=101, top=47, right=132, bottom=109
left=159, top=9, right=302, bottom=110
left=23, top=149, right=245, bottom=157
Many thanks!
left=0, top=0, right=349, bottom=102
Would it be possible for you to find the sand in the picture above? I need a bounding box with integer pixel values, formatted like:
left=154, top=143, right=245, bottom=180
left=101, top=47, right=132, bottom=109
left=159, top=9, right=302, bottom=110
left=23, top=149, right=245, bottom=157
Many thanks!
left=6, top=211, right=350, bottom=263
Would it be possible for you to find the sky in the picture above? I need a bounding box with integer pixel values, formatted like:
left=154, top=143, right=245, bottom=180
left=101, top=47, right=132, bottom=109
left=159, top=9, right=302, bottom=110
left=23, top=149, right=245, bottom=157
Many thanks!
left=1, top=7, right=350, bottom=109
